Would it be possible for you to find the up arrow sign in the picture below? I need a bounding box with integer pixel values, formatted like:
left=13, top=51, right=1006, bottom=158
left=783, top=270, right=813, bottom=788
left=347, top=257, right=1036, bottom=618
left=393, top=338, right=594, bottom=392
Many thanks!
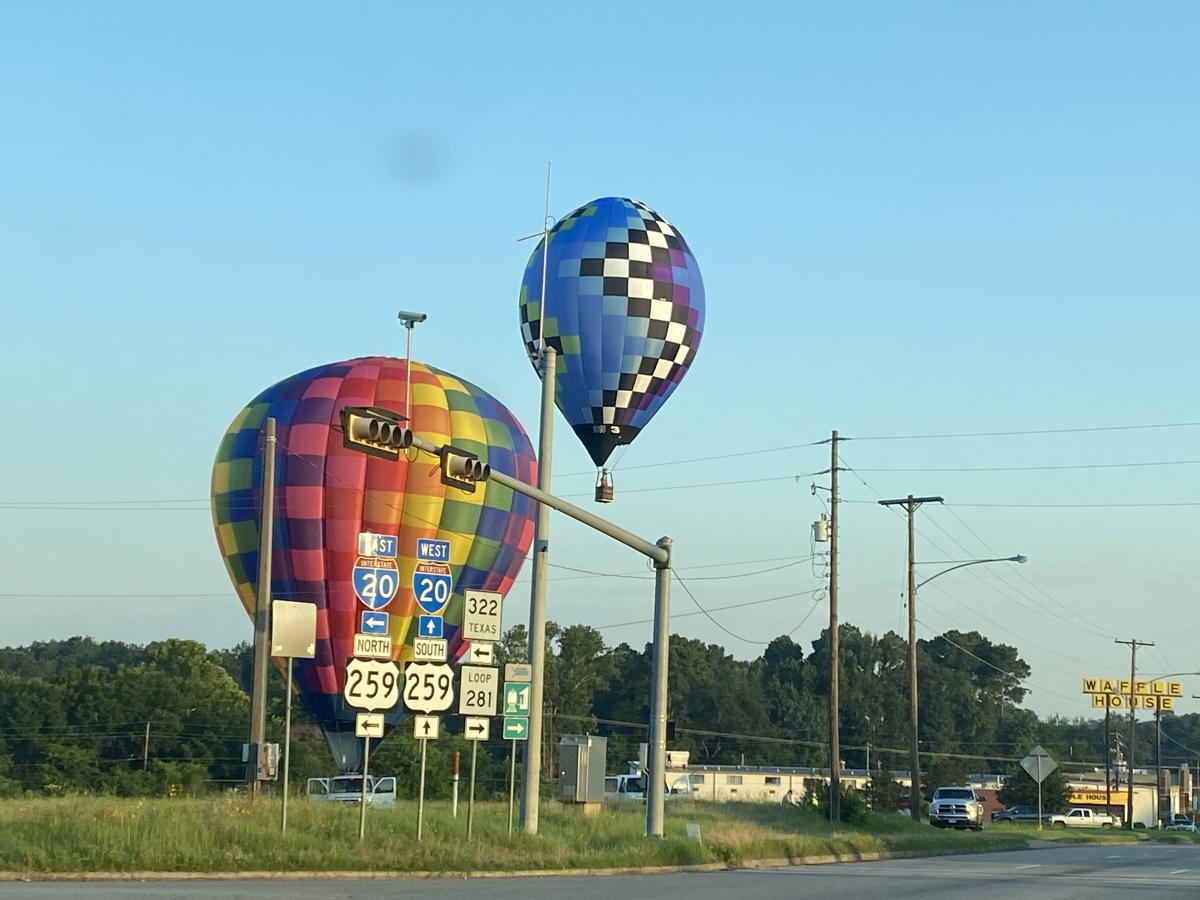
left=425, top=619, right=437, bottom=635
left=413, top=715, right=440, bottom=740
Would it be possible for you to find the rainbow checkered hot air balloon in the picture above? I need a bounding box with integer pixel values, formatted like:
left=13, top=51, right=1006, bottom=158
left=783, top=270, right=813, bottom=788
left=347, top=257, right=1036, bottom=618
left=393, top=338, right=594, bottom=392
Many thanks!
left=210, top=357, right=536, bottom=770
left=518, top=197, right=705, bottom=500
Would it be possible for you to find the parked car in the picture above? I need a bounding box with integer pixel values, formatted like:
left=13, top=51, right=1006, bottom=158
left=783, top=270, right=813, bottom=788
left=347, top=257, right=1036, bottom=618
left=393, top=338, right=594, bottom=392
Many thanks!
left=1166, top=815, right=1198, bottom=833
left=928, top=786, right=985, bottom=831
left=991, top=804, right=1048, bottom=823
left=1047, top=808, right=1120, bottom=829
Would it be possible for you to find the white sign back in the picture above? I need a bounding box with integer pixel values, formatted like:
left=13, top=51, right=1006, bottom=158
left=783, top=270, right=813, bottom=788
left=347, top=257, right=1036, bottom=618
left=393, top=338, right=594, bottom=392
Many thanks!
left=1020, top=745, right=1058, bottom=783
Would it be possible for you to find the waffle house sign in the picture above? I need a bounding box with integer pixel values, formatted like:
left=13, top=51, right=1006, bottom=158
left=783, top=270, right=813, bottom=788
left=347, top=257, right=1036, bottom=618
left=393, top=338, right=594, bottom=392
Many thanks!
left=1082, top=678, right=1182, bottom=710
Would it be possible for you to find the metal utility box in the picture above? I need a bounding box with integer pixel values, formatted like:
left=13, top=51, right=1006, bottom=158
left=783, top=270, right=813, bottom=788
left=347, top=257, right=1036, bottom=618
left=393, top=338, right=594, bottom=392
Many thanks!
left=559, top=734, right=607, bottom=803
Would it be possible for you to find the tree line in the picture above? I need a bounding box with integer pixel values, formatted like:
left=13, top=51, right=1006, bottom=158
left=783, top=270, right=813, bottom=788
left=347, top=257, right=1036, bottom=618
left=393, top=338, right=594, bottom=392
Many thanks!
left=1, top=625, right=1197, bottom=801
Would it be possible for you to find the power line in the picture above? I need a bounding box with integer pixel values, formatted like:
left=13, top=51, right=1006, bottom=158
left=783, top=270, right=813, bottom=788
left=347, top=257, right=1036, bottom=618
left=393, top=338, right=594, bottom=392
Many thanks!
left=836, top=459, right=1200, bottom=474
left=846, top=421, right=1200, bottom=441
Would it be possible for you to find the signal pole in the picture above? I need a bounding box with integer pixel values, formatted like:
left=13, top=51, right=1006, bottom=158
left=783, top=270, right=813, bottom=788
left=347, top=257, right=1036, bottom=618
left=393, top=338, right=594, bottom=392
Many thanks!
left=828, top=430, right=840, bottom=823
left=878, top=494, right=943, bottom=823
left=248, top=417, right=276, bottom=794
left=1115, top=637, right=1154, bottom=829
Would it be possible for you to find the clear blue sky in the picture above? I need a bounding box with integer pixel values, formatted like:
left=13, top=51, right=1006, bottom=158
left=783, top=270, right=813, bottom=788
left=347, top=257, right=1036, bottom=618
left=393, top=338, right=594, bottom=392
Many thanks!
left=2, top=2, right=1198, bottom=724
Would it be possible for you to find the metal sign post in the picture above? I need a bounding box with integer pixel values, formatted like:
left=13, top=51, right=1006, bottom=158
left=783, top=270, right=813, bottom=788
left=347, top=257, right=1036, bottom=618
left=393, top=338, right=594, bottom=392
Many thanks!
left=413, top=715, right=439, bottom=841
left=417, top=736, right=428, bottom=842
left=508, top=740, right=518, bottom=836
left=467, top=740, right=478, bottom=838
left=452, top=750, right=460, bottom=818
left=358, top=734, right=371, bottom=842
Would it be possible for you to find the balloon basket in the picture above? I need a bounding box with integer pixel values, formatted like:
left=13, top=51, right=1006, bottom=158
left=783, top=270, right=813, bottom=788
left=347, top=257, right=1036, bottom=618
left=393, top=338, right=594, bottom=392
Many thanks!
left=594, top=470, right=614, bottom=504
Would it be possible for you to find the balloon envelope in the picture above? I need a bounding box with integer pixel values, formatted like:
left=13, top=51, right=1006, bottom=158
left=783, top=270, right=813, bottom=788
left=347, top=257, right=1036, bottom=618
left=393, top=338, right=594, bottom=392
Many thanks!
left=519, top=197, right=705, bottom=466
left=210, top=357, right=536, bottom=770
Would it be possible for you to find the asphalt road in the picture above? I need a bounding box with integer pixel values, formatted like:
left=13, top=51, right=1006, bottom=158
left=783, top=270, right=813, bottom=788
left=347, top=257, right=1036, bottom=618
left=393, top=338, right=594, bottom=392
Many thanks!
left=3, top=843, right=1200, bottom=899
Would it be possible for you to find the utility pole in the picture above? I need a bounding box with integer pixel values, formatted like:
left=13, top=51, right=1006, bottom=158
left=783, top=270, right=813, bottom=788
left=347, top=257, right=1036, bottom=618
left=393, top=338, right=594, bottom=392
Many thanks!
left=828, top=430, right=840, bottom=823
left=878, top=494, right=943, bottom=823
left=521, top=164, right=555, bottom=835
left=1104, top=704, right=1112, bottom=819
left=1115, top=638, right=1154, bottom=829
left=142, top=721, right=150, bottom=771
left=247, top=417, right=276, bottom=795
left=1156, top=704, right=1163, bottom=827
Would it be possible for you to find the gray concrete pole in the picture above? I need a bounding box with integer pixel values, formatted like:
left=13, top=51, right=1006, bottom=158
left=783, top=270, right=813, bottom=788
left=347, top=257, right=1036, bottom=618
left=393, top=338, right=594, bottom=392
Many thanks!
left=521, top=344, right=556, bottom=835
left=646, top=537, right=673, bottom=837
left=248, top=417, right=275, bottom=794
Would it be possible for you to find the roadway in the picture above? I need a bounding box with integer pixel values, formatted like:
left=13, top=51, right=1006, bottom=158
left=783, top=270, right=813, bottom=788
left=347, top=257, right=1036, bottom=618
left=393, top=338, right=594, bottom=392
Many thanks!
left=3, top=843, right=1200, bottom=898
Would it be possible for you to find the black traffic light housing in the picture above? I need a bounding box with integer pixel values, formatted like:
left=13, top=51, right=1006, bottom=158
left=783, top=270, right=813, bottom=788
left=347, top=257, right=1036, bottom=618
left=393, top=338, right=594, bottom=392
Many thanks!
left=340, top=406, right=412, bottom=461
left=440, top=445, right=490, bottom=493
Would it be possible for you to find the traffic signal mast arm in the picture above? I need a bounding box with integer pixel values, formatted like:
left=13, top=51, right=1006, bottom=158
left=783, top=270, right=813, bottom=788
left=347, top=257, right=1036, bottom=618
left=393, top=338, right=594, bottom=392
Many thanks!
left=341, top=406, right=664, bottom=562
left=416, top=432, right=667, bottom=565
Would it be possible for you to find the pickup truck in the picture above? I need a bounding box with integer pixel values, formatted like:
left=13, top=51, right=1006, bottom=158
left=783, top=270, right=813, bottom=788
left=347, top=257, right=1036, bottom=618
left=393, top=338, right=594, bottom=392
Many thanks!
left=306, top=775, right=397, bottom=808
left=928, top=786, right=985, bottom=831
left=1047, top=808, right=1120, bottom=829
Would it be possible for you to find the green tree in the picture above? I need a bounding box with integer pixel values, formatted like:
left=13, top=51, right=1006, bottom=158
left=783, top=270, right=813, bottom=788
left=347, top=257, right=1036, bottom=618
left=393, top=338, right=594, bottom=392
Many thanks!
left=866, top=769, right=904, bottom=811
left=926, top=755, right=973, bottom=789
left=998, top=765, right=1070, bottom=813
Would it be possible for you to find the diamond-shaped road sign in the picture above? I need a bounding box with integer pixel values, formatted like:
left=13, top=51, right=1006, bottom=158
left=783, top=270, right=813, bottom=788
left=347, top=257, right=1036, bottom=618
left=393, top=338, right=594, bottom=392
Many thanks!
left=1020, top=745, right=1058, bottom=783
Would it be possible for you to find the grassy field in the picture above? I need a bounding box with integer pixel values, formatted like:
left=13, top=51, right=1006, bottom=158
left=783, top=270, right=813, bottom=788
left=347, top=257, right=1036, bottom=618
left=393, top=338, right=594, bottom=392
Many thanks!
left=0, top=796, right=1032, bottom=874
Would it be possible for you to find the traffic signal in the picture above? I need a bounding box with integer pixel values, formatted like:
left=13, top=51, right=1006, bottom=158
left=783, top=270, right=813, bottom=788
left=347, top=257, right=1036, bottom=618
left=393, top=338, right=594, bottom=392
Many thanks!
left=340, top=406, right=412, bottom=460
left=440, top=445, right=490, bottom=493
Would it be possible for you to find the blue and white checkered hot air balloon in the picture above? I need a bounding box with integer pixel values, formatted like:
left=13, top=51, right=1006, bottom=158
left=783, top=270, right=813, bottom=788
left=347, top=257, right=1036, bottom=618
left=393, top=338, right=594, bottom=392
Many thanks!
left=518, top=197, right=705, bottom=501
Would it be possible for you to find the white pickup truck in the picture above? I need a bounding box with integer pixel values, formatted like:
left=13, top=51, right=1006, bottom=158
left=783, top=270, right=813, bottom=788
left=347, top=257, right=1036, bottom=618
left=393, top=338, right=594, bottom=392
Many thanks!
left=306, top=775, right=397, bottom=808
left=1047, top=808, right=1121, bottom=829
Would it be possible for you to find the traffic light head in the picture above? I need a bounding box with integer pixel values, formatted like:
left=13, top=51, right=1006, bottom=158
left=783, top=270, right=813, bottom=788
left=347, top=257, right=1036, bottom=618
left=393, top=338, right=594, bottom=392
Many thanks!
left=340, top=406, right=412, bottom=460
left=440, top=446, right=491, bottom=493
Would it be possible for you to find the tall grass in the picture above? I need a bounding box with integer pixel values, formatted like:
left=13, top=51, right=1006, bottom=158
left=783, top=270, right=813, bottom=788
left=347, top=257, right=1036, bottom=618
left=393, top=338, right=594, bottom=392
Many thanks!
left=0, top=796, right=1028, bottom=874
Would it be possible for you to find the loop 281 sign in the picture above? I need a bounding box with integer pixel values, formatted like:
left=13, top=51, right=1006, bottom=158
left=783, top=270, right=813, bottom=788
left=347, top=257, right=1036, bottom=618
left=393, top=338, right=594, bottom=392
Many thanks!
left=352, top=556, right=400, bottom=610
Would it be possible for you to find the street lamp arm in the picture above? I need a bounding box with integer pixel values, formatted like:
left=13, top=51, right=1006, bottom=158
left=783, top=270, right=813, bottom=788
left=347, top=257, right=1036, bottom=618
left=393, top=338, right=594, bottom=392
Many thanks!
left=916, top=555, right=1027, bottom=590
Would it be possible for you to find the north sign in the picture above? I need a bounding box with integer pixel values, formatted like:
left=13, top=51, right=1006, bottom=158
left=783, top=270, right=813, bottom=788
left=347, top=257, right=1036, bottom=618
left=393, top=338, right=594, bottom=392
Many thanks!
left=353, top=633, right=392, bottom=660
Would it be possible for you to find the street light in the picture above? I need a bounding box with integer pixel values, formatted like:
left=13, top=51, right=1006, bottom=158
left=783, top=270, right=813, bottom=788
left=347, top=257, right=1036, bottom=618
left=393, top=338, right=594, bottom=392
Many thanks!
left=912, top=554, right=1026, bottom=816
left=880, top=490, right=1024, bottom=824
left=1144, top=671, right=1200, bottom=828
left=916, top=556, right=1028, bottom=589
left=397, top=310, right=427, bottom=422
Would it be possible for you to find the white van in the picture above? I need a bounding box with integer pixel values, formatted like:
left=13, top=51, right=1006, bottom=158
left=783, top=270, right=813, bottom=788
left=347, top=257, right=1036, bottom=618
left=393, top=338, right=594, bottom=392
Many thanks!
left=605, top=773, right=698, bottom=801
left=305, top=774, right=396, bottom=808
left=604, top=773, right=646, bottom=800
